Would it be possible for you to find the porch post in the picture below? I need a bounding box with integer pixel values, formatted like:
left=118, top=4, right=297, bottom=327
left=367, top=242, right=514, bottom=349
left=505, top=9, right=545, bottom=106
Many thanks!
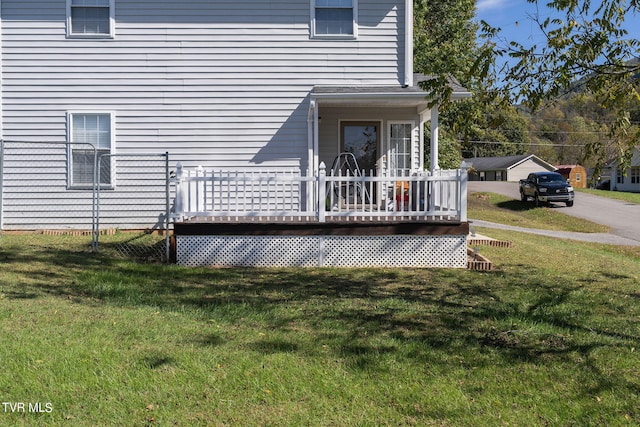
left=430, top=106, right=439, bottom=173
left=460, top=161, right=468, bottom=222
left=418, top=109, right=427, bottom=171
left=313, top=101, right=319, bottom=174
left=174, top=162, right=184, bottom=219
left=307, top=100, right=316, bottom=173
left=318, top=162, right=326, bottom=223
left=307, top=99, right=317, bottom=211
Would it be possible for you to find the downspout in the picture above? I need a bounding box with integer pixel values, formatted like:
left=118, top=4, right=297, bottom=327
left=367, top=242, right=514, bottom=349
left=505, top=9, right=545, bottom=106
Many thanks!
left=404, top=0, right=413, bottom=87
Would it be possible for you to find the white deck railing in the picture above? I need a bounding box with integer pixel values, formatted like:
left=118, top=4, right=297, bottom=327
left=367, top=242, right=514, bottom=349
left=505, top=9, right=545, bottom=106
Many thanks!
left=173, top=162, right=467, bottom=223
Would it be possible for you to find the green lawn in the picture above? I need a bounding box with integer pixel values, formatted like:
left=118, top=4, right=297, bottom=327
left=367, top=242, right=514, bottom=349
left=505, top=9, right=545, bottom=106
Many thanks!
left=576, top=188, right=640, bottom=204
left=468, top=192, right=610, bottom=233
left=0, top=232, right=639, bottom=426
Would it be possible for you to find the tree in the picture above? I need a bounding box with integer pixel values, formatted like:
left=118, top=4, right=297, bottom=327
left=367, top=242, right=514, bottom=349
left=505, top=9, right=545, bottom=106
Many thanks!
left=413, top=0, right=529, bottom=162
left=484, top=0, right=640, bottom=167
left=424, top=128, right=462, bottom=170
left=413, top=0, right=479, bottom=104
left=445, top=98, right=530, bottom=158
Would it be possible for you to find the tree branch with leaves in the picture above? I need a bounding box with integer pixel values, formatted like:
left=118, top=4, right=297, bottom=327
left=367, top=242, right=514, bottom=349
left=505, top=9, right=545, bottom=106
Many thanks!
left=485, top=0, right=640, bottom=167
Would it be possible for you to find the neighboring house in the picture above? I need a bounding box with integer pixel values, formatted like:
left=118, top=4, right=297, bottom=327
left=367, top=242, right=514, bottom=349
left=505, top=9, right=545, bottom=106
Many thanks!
left=0, top=0, right=471, bottom=267
left=555, top=165, right=587, bottom=188
left=611, top=147, right=640, bottom=193
left=464, top=154, right=556, bottom=182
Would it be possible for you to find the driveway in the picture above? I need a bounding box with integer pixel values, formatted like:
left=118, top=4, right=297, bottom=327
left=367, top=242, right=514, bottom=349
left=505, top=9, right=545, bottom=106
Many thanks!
left=467, top=181, right=640, bottom=246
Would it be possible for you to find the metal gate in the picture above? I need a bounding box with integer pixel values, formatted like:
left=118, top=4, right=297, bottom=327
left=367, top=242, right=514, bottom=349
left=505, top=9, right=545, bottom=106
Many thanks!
left=0, top=140, right=171, bottom=261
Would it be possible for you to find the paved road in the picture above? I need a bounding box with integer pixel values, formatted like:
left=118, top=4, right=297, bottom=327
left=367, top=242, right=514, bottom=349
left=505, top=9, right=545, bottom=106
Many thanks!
left=468, top=181, right=640, bottom=246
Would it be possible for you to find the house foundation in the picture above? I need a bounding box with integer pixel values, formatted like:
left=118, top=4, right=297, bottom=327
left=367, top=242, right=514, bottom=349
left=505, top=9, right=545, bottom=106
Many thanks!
left=174, top=221, right=469, bottom=268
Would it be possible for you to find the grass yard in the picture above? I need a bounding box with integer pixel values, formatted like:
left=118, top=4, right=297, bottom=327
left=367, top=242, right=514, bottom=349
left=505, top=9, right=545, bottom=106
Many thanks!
left=468, top=192, right=610, bottom=233
left=0, top=231, right=639, bottom=426
left=576, top=188, right=640, bottom=204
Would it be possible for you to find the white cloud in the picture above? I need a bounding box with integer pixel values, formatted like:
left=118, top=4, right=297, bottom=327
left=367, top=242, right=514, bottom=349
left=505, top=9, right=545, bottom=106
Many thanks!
left=476, top=0, right=509, bottom=12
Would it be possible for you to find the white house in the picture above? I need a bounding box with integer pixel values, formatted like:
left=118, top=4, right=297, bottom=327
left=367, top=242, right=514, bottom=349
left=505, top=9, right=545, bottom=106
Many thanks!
left=611, top=147, right=640, bottom=193
left=0, top=0, right=472, bottom=267
left=464, top=154, right=556, bottom=182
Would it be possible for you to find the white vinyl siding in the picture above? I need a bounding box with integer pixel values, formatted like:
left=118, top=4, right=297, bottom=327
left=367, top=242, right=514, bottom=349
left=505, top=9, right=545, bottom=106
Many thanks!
left=612, top=149, right=640, bottom=191
left=0, top=0, right=408, bottom=230
left=312, top=0, right=358, bottom=38
left=67, top=0, right=114, bottom=38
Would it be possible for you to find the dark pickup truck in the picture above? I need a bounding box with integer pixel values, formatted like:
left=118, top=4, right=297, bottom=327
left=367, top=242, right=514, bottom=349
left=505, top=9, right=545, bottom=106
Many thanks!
left=519, top=171, right=575, bottom=207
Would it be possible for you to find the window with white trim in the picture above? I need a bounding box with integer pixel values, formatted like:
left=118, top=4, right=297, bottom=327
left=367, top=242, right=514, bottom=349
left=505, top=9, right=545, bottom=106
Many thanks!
left=67, top=0, right=114, bottom=37
left=388, top=123, right=413, bottom=177
left=68, top=113, right=114, bottom=188
left=312, top=0, right=356, bottom=37
left=631, top=167, right=640, bottom=184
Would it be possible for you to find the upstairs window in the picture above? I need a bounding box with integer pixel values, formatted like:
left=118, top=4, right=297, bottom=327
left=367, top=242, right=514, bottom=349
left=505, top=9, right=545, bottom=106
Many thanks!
left=68, top=0, right=114, bottom=37
left=313, top=0, right=357, bottom=37
left=68, top=113, right=114, bottom=188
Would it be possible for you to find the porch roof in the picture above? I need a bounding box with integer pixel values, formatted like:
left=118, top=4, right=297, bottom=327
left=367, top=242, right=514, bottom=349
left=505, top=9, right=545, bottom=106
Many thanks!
left=311, top=74, right=471, bottom=110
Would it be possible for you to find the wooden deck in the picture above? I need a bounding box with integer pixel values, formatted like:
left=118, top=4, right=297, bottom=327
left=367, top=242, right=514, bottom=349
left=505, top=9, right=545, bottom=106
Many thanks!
left=172, top=165, right=469, bottom=268
left=174, top=220, right=469, bottom=236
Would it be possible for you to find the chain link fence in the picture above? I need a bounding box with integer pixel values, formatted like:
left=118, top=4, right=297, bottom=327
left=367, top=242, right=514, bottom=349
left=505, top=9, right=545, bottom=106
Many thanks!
left=96, top=152, right=171, bottom=262
left=0, top=140, right=172, bottom=262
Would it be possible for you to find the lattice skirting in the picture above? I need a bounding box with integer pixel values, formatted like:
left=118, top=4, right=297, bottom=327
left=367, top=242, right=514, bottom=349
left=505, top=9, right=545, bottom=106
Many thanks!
left=176, top=235, right=468, bottom=268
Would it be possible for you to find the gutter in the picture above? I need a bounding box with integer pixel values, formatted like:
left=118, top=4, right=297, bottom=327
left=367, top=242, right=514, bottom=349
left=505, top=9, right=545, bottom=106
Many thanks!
left=311, top=91, right=432, bottom=103
left=450, top=91, right=473, bottom=100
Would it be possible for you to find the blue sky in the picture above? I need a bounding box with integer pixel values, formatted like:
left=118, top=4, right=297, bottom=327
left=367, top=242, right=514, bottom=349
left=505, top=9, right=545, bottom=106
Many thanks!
left=475, top=0, right=553, bottom=49
left=473, top=0, right=640, bottom=89
left=475, top=0, right=640, bottom=55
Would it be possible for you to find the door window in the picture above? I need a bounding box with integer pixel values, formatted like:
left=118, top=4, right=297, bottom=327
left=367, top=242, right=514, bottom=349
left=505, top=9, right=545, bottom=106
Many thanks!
left=341, top=122, right=379, bottom=175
